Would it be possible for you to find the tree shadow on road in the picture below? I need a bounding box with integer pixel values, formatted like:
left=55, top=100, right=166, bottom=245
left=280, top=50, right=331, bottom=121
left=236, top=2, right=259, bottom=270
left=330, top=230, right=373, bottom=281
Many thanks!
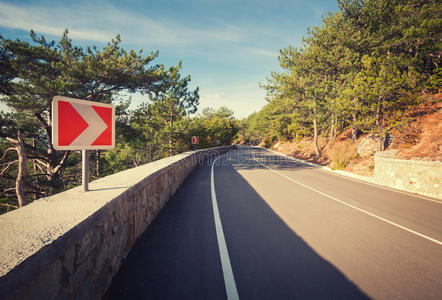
left=104, top=153, right=369, bottom=299
left=104, top=163, right=227, bottom=300
left=225, top=147, right=317, bottom=172
left=216, top=159, right=369, bottom=299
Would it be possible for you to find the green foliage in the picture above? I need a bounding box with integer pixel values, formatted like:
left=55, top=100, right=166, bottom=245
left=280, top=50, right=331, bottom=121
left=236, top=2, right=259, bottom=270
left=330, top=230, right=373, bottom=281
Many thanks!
left=192, top=107, right=239, bottom=148
left=0, top=30, right=223, bottom=211
left=0, top=29, right=168, bottom=203
left=247, top=0, right=440, bottom=150
left=331, top=155, right=348, bottom=170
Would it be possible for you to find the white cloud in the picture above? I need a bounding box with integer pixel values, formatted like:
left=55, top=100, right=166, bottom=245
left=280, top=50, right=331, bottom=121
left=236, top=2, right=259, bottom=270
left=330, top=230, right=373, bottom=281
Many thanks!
left=0, top=2, right=277, bottom=118
left=245, top=47, right=279, bottom=58
left=0, top=2, right=244, bottom=46
left=0, top=3, right=114, bottom=42
left=116, top=90, right=264, bottom=119
left=199, top=88, right=266, bottom=119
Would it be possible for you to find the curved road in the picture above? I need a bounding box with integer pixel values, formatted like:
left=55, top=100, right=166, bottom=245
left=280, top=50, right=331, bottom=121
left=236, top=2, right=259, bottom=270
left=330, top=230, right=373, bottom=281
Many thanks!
left=105, top=146, right=442, bottom=300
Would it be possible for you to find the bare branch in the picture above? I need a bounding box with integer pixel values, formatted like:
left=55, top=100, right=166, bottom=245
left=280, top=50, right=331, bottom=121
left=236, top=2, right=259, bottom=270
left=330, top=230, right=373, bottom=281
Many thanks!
left=35, top=163, right=48, bottom=175
left=27, top=156, right=50, bottom=163
left=31, top=159, right=49, bottom=175
left=35, top=158, right=49, bottom=167
left=5, top=137, right=18, bottom=144
left=0, top=160, right=18, bottom=177
left=52, top=151, right=70, bottom=175
left=0, top=203, right=18, bottom=209
left=1, top=148, right=16, bottom=161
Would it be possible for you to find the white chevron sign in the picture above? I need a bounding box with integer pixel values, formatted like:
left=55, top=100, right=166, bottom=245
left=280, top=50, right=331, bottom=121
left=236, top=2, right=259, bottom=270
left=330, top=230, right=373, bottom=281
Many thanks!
left=69, top=102, right=107, bottom=146
left=52, top=96, right=115, bottom=150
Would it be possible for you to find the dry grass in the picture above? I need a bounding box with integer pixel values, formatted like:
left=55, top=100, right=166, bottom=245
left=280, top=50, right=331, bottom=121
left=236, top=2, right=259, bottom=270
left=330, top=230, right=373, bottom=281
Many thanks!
left=270, top=93, right=441, bottom=177
left=273, top=135, right=374, bottom=177
left=392, top=95, right=441, bottom=161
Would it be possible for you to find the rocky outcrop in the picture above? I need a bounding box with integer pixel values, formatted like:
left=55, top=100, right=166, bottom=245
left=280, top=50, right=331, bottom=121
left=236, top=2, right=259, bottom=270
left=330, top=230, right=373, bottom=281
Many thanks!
left=357, top=134, right=393, bottom=157
left=357, top=135, right=382, bottom=157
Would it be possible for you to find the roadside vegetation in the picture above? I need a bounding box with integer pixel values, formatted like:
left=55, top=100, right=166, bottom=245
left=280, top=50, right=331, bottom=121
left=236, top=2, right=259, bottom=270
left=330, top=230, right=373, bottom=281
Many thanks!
left=238, top=0, right=441, bottom=174
left=0, top=31, right=238, bottom=213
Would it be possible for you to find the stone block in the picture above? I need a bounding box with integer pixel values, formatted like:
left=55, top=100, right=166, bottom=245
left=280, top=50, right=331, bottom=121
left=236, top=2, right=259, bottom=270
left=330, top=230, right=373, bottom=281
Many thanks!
left=108, top=228, right=121, bottom=257
left=75, top=234, right=97, bottom=268
left=76, top=233, right=92, bottom=265
left=69, top=260, right=88, bottom=291
left=141, top=188, right=147, bottom=207
left=76, top=276, right=96, bottom=300
left=95, top=265, right=111, bottom=295
left=62, top=245, right=75, bottom=275
left=13, top=260, right=61, bottom=300
left=124, top=212, right=135, bottom=253
left=95, top=242, right=109, bottom=274
left=51, top=286, right=73, bottom=300
left=135, top=207, right=145, bottom=239
left=110, top=255, right=122, bottom=276
left=120, top=197, right=129, bottom=223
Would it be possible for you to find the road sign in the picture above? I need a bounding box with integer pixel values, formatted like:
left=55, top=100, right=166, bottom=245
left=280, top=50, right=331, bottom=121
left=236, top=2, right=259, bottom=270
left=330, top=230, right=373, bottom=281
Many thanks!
left=52, top=96, right=115, bottom=150
left=191, top=136, right=199, bottom=144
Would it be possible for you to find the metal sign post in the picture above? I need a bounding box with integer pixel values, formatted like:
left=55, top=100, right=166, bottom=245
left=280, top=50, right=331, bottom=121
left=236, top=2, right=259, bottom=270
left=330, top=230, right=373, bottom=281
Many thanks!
left=82, top=150, right=89, bottom=192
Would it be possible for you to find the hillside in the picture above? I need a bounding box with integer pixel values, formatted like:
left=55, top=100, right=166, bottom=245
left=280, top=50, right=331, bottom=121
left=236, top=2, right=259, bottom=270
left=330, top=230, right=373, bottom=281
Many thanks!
left=269, top=95, right=441, bottom=178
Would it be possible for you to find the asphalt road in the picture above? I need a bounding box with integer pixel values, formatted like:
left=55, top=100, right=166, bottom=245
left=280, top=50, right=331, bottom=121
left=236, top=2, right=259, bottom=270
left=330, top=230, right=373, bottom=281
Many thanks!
left=104, top=146, right=442, bottom=300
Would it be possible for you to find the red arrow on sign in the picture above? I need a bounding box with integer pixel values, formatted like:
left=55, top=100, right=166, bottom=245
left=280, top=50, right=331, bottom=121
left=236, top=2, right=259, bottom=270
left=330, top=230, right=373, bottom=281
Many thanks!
left=52, top=96, right=115, bottom=150
left=191, top=136, right=199, bottom=144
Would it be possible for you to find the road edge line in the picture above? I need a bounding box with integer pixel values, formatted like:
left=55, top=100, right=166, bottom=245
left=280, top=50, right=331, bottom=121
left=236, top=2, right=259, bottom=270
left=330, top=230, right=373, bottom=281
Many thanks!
left=251, top=149, right=442, bottom=246
left=211, top=154, right=240, bottom=300
left=257, top=146, right=442, bottom=203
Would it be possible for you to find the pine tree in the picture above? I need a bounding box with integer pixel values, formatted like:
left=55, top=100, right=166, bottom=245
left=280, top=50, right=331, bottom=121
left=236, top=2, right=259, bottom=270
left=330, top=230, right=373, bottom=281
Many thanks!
left=0, top=30, right=167, bottom=200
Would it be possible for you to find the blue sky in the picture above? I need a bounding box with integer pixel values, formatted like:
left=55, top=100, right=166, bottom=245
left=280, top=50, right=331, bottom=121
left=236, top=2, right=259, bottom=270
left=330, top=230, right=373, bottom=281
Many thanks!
left=0, top=0, right=339, bottom=118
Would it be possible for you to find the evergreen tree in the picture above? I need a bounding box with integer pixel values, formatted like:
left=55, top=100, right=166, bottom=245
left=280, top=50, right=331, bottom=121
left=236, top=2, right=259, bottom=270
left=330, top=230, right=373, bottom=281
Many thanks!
left=0, top=30, right=167, bottom=202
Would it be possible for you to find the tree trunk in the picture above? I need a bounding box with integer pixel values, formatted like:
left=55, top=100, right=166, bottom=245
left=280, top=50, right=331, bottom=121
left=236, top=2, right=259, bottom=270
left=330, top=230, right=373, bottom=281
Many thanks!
left=376, top=97, right=385, bottom=151
left=351, top=111, right=358, bottom=142
left=5, top=131, right=27, bottom=207
left=32, top=138, right=38, bottom=200
left=329, top=114, right=336, bottom=141
left=35, top=112, right=70, bottom=194
left=169, top=109, right=173, bottom=157
left=313, top=108, right=321, bottom=158
left=95, top=150, right=100, bottom=177
left=15, top=131, right=27, bottom=208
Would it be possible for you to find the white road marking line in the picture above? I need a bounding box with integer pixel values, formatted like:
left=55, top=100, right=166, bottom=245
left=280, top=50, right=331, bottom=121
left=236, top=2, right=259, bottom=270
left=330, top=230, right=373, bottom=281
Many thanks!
left=211, top=154, right=240, bottom=300
left=259, top=147, right=442, bottom=204
left=251, top=150, right=442, bottom=246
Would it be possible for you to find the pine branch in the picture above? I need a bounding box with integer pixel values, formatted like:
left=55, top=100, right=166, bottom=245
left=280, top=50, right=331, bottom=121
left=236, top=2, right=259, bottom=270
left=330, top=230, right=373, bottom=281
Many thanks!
left=2, top=187, right=16, bottom=193
left=0, top=160, right=18, bottom=177
left=5, top=137, right=18, bottom=144
left=0, top=203, right=18, bottom=209
left=51, top=151, right=70, bottom=175
left=1, top=147, right=16, bottom=161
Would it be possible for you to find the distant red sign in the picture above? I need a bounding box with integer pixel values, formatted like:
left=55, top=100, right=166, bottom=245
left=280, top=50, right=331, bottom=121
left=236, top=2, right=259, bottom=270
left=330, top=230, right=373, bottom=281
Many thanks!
left=191, top=136, right=199, bottom=144
left=52, top=96, right=115, bottom=150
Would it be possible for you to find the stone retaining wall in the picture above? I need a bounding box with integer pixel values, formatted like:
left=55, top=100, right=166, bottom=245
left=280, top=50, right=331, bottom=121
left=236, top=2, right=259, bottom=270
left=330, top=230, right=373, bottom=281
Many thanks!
left=0, top=146, right=233, bottom=300
left=374, top=151, right=442, bottom=198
